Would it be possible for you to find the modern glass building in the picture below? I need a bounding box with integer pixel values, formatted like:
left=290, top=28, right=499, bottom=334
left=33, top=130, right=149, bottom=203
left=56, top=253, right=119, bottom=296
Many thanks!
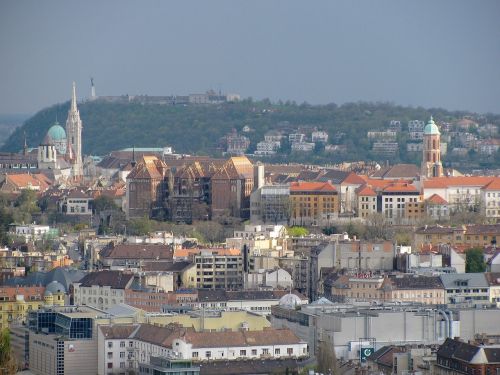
left=139, top=356, right=200, bottom=375
left=28, top=308, right=93, bottom=339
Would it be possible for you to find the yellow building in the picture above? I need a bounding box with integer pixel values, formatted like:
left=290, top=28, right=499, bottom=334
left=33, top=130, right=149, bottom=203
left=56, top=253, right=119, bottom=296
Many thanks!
left=147, top=310, right=271, bottom=331
left=289, top=181, right=338, bottom=226
left=0, top=282, right=66, bottom=330
left=413, top=224, right=500, bottom=250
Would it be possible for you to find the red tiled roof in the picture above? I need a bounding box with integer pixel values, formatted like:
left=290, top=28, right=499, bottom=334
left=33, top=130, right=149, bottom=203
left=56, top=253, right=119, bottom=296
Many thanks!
left=343, top=172, right=366, bottom=185
left=482, top=178, right=500, bottom=191
left=290, top=181, right=336, bottom=192
left=423, top=176, right=496, bottom=189
left=356, top=184, right=377, bottom=196
left=427, top=194, right=448, bottom=205
left=383, top=183, right=418, bottom=193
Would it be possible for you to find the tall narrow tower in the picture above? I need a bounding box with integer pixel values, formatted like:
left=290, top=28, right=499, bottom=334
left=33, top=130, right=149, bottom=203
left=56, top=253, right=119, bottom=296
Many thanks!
left=421, top=116, right=443, bottom=178
left=65, top=82, right=83, bottom=179
left=90, top=77, right=96, bottom=100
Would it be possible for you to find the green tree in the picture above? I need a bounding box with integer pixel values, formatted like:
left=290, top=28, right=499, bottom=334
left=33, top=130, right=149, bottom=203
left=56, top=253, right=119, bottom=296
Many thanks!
left=128, top=217, right=154, bottom=236
left=0, top=328, right=18, bottom=374
left=287, top=226, right=309, bottom=237
left=465, top=248, right=486, bottom=273
left=317, top=335, right=338, bottom=375
left=92, top=195, right=119, bottom=214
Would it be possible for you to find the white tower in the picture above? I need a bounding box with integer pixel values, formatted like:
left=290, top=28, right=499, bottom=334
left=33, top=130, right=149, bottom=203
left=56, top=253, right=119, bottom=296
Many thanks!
left=65, top=82, right=83, bottom=179
left=90, top=77, right=96, bottom=100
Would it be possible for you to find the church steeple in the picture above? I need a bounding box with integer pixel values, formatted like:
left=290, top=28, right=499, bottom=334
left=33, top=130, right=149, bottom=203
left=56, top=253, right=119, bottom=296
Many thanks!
left=421, top=116, right=443, bottom=178
left=71, top=81, right=77, bottom=112
left=23, top=131, right=28, bottom=155
left=65, top=82, right=83, bottom=180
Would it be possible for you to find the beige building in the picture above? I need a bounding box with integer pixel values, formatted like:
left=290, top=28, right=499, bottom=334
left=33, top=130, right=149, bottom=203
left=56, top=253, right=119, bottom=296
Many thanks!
left=331, top=274, right=445, bottom=304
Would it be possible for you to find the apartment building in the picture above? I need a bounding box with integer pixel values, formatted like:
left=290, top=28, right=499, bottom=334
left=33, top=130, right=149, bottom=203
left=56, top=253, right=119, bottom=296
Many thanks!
left=289, top=181, right=338, bottom=226
left=194, top=249, right=243, bottom=290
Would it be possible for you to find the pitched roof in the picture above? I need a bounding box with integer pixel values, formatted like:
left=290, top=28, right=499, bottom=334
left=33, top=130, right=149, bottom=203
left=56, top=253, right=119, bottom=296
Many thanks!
left=212, top=156, right=253, bottom=180
left=77, top=270, right=134, bottom=289
left=290, top=181, right=336, bottom=193
left=356, top=184, right=377, bottom=196
left=424, top=176, right=497, bottom=189
left=0, top=286, right=45, bottom=301
left=482, top=178, right=500, bottom=191
left=437, top=338, right=480, bottom=362
left=184, top=328, right=302, bottom=348
left=343, top=172, right=367, bottom=185
left=99, top=324, right=139, bottom=339
left=386, top=275, right=443, bottom=290
left=127, top=156, right=168, bottom=180
left=100, top=243, right=173, bottom=260
left=370, top=164, right=419, bottom=179
left=382, top=183, right=418, bottom=193
left=427, top=194, right=448, bottom=204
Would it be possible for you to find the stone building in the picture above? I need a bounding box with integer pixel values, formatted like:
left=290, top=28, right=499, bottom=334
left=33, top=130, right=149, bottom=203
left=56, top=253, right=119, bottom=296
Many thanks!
left=126, top=155, right=169, bottom=219
left=210, top=156, right=254, bottom=219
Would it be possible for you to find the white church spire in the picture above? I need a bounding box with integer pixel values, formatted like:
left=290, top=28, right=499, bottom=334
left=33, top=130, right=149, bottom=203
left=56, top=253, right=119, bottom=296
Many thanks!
left=66, top=82, right=83, bottom=180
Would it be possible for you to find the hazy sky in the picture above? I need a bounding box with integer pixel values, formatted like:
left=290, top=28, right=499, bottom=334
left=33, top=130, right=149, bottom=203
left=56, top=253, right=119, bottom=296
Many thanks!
left=1, top=1, right=500, bottom=114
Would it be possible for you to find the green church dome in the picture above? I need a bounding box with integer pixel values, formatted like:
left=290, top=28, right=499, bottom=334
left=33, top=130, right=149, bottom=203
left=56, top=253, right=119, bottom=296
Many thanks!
left=47, top=122, right=67, bottom=141
left=424, top=116, right=440, bottom=135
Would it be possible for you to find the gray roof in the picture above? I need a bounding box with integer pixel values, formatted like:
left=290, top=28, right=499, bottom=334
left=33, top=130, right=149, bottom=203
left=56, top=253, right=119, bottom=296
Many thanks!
left=440, top=273, right=489, bottom=289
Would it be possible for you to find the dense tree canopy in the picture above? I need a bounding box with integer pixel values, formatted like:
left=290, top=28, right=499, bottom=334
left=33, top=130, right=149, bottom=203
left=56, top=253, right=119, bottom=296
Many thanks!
left=465, top=248, right=486, bottom=273
left=3, top=99, right=499, bottom=167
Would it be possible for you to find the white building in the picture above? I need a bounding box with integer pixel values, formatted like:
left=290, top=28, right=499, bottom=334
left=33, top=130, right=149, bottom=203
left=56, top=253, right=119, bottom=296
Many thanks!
left=311, top=130, right=329, bottom=143
left=73, top=270, right=134, bottom=310
left=291, top=142, right=315, bottom=152
left=255, top=140, right=280, bottom=156
left=288, top=133, right=305, bottom=143
left=58, top=189, right=93, bottom=215
left=481, top=179, right=500, bottom=219
left=10, top=224, right=51, bottom=241
left=98, top=323, right=307, bottom=374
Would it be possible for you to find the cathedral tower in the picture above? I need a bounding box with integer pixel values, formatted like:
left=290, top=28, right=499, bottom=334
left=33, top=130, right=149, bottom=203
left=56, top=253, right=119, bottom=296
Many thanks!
left=421, top=116, right=443, bottom=178
left=65, top=82, right=83, bottom=179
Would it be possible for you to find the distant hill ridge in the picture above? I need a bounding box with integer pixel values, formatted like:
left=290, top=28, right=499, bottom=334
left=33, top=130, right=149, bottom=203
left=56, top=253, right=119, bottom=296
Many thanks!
left=2, top=99, right=497, bottom=164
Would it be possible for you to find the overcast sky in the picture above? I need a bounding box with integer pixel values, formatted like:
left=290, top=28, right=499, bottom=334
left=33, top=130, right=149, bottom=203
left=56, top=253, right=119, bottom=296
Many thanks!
left=1, top=1, right=500, bottom=114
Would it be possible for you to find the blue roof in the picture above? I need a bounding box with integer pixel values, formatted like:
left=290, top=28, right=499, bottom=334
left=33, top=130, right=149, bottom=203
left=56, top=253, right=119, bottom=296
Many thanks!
left=424, top=117, right=440, bottom=135
left=47, top=122, right=67, bottom=141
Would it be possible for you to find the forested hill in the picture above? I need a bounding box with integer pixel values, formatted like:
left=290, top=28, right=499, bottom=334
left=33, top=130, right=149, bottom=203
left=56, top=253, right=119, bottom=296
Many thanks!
left=2, top=99, right=497, bottom=164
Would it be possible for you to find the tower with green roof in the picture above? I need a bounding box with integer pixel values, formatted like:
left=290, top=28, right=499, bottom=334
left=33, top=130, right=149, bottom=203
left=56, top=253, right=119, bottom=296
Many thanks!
left=421, top=116, right=443, bottom=178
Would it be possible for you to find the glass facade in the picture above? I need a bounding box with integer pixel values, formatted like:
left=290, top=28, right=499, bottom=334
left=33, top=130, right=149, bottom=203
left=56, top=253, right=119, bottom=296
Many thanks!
left=28, top=310, right=93, bottom=339
left=139, top=356, right=200, bottom=375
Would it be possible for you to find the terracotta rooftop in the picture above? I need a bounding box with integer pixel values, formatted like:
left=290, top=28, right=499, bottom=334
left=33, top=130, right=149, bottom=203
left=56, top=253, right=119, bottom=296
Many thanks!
left=424, top=176, right=497, bottom=189
left=382, top=183, right=418, bottom=193
left=290, top=181, right=336, bottom=193
left=482, top=178, right=500, bottom=191
left=356, top=184, right=377, bottom=196
left=427, top=194, right=448, bottom=205
left=0, top=286, right=45, bottom=301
